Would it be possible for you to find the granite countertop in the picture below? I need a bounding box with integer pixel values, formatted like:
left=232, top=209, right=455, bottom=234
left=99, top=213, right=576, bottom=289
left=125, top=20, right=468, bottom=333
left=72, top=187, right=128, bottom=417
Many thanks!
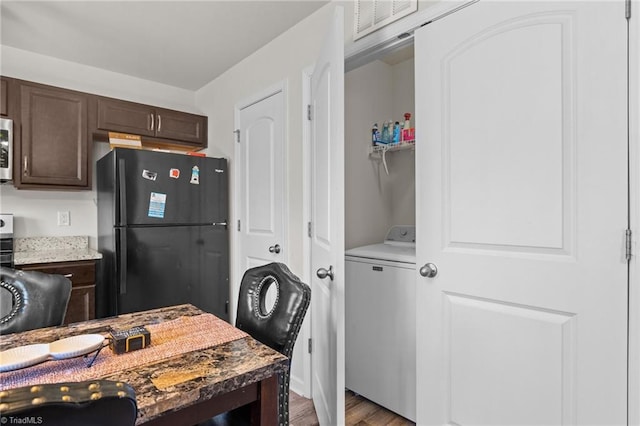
left=0, top=304, right=289, bottom=425
left=13, top=236, right=102, bottom=265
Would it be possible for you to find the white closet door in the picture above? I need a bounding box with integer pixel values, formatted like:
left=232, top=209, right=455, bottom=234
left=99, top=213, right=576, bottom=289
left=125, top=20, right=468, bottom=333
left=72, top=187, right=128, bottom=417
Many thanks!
left=415, top=1, right=628, bottom=424
left=310, top=6, right=345, bottom=426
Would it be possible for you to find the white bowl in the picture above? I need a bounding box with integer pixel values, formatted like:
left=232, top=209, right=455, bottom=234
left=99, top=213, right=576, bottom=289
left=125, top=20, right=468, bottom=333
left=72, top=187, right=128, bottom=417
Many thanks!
left=49, top=334, right=106, bottom=360
left=0, top=344, right=50, bottom=372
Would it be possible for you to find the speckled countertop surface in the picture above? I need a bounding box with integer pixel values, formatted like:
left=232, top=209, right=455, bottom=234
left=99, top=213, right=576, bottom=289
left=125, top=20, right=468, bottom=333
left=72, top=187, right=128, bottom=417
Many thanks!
left=0, top=304, right=288, bottom=425
left=13, top=236, right=102, bottom=265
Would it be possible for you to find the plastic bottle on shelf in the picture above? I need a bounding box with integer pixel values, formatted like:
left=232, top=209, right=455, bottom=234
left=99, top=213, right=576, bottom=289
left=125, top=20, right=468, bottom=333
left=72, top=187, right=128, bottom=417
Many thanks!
left=393, top=122, right=401, bottom=143
left=372, top=123, right=380, bottom=145
left=381, top=121, right=390, bottom=144
left=402, top=113, right=414, bottom=142
left=403, top=113, right=411, bottom=129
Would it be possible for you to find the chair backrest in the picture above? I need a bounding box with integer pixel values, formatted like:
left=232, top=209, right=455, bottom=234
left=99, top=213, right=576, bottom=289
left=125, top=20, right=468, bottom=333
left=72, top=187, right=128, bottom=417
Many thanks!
left=236, top=262, right=311, bottom=359
left=0, top=380, right=137, bottom=426
left=0, top=267, right=72, bottom=334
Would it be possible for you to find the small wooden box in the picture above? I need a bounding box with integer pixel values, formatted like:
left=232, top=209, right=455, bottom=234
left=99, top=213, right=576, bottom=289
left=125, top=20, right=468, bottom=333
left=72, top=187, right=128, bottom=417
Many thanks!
left=109, top=326, right=151, bottom=354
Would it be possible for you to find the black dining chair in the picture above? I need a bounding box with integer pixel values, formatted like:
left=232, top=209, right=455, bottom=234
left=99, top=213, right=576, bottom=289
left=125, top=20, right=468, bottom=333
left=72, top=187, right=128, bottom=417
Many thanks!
left=0, top=380, right=137, bottom=426
left=203, top=262, right=311, bottom=426
left=0, top=266, right=72, bottom=334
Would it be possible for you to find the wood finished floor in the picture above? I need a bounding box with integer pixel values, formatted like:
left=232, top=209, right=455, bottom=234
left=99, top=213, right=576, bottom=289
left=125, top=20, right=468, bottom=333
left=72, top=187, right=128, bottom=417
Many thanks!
left=290, top=390, right=415, bottom=426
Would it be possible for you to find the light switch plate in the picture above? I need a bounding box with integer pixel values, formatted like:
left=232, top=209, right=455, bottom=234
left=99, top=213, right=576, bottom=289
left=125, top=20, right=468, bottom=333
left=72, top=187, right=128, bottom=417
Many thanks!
left=57, top=211, right=70, bottom=226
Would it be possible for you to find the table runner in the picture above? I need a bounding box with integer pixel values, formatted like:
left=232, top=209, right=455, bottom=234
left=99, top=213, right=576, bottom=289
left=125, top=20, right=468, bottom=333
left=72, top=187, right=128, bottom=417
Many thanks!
left=0, top=313, right=248, bottom=390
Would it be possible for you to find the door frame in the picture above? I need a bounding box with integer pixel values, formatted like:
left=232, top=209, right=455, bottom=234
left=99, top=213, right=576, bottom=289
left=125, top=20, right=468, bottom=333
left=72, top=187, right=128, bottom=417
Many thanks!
left=629, top=1, right=639, bottom=424
left=232, top=80, right=290, bottom=324
left=300, top=66, right=314, bottom=398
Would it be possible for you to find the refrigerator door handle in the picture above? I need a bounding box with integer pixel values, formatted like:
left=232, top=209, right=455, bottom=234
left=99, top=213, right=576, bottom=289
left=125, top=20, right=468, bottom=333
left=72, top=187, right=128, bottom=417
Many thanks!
left=118, top=228, right=128, bottom=295
left=118, top=158, right=127, bottom=226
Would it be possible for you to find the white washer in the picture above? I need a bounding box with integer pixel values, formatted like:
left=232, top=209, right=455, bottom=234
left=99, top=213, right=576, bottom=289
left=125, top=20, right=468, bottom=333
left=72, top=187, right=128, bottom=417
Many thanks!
left=345, top=225, right=416, bottom=422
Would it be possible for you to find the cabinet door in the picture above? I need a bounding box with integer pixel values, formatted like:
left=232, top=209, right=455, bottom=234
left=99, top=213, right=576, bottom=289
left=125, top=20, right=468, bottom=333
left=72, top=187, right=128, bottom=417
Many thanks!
left=97, top=97, right=155, bottom=137
left=65, top=284, right=96, bottom=324
left=19, top=261, right=96, bottom=325
left=19, top=84, right=89, bottom=188
left=1, top=78, right=7, bottom=116
left=155, top=108, right=207, bottom=145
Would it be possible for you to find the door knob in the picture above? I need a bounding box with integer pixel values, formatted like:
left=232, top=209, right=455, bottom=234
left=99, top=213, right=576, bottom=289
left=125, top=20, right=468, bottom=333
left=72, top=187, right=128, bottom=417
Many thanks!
left=268, top=244, right=281, bottom=254
left=419, top=263, right=438, bottom=278
left=316, top=265, right=334, bottom=281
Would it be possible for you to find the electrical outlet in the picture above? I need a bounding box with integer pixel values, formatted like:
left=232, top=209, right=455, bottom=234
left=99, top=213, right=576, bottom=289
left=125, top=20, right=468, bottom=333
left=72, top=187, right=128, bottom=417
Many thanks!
left=57, top=211, right=70, bottom=226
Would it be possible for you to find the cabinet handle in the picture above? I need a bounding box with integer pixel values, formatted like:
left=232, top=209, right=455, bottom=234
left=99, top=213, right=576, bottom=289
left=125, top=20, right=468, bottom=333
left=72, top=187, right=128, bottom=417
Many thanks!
left=157, top=115, right=162, bottom=132
left=64, top=273, right=73, bottom=278
left=23, top=156, right=28, bottom=176
left=150, top=113, right=154, bottom=131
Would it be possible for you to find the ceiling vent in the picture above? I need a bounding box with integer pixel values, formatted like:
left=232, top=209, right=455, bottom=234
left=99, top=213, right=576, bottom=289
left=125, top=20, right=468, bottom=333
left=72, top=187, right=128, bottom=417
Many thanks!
left=354, top=0, right=418, bottom=41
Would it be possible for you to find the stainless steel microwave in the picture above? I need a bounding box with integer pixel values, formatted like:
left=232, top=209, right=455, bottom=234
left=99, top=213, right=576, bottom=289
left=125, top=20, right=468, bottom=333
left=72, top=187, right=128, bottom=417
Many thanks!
left=0, top=118, right=12, bottom=182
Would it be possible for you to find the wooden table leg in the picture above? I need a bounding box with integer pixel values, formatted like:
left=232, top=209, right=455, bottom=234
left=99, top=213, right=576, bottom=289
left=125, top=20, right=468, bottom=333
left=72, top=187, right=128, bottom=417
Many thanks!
left=250, top=374, right=279, bottom=426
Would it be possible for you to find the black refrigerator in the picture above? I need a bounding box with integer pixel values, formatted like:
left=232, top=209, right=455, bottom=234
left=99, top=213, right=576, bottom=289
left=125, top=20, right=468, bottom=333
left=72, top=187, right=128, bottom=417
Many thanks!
left=97, top=148, right=229, bottom=321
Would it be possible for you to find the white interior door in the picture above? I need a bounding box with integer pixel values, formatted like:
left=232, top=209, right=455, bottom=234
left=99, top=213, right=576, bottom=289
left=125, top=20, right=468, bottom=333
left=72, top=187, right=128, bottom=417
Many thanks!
left=415, top=1, right=628, bottom=425
left=236, top=88, right=286, bottom=295
left=310, top=6, right=345, bottom=426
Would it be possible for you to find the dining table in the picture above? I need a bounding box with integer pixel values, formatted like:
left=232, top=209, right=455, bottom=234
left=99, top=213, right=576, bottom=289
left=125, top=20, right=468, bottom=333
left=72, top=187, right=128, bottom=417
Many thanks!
left=0, top=304, right=289, bottom=425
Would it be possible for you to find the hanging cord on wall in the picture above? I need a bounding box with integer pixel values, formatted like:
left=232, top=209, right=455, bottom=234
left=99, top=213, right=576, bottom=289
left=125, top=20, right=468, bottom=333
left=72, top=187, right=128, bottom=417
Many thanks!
left=382, top=148, right=389, bottom=175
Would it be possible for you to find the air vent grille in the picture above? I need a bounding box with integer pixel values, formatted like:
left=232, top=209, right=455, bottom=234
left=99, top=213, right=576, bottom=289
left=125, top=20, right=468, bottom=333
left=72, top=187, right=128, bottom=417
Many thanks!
left=354, top=0, right=418, bottom=41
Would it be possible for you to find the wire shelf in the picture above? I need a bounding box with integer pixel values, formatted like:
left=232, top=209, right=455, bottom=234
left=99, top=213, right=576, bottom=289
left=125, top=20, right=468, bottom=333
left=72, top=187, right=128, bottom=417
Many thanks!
left=369, top=140, right=415, bottom=175
left=369, top=139, right=415, bottom=155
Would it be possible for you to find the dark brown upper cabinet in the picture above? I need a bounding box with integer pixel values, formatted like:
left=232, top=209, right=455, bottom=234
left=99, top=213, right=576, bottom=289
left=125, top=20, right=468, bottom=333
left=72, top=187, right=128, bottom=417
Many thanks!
left=1, top=78, right=8, bottom=116
left=3, top=76, right=207, bottom=190
left=16, top=82, right=90, bottom=189
left=97, top=97, right=155, bottom=138
left=96, top=97, right=207, bottom=148
left=153, top=107, right=207, bottom=145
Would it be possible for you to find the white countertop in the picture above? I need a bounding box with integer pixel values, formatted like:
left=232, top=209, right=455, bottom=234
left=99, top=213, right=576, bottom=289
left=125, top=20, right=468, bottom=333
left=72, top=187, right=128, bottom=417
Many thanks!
left=13, top=236, right=102, bottom=266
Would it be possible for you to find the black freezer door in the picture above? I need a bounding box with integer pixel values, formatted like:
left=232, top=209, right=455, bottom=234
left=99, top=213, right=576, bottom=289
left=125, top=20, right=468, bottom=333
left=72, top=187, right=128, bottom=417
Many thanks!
left=98, top=148, right=227, bottom=226
left=115, top=225, right=229, bottom=320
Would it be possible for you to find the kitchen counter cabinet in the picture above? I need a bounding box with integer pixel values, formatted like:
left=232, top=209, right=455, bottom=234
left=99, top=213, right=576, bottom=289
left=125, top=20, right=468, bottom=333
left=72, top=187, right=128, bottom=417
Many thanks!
left=95, top=97, right=207, bottom=148
left=15, top=81, right=91, bottom=190
left=18, top=260, right=96, bottom=325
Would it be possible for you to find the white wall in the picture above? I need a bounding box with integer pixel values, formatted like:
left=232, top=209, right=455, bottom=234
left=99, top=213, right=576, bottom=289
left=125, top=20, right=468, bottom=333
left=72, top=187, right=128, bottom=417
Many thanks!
left=0, top=46, right=198, bottom=111
left=0, top=46, right=201, bottom=247
left=390, top=58, right=416, bottom=227
left=345, top=60, right=395, bottom=249
left=345, top=57, right=415, bottom=250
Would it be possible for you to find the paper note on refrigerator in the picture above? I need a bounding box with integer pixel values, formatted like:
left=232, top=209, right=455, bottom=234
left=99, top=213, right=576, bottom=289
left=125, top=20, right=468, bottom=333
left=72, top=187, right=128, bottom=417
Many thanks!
left=148, top=192, right=167, bottom=218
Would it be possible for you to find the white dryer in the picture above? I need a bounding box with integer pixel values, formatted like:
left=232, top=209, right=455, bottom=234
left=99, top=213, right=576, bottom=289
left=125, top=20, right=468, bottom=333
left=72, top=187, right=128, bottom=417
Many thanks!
left=345, top=225, right=416, bottom=422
